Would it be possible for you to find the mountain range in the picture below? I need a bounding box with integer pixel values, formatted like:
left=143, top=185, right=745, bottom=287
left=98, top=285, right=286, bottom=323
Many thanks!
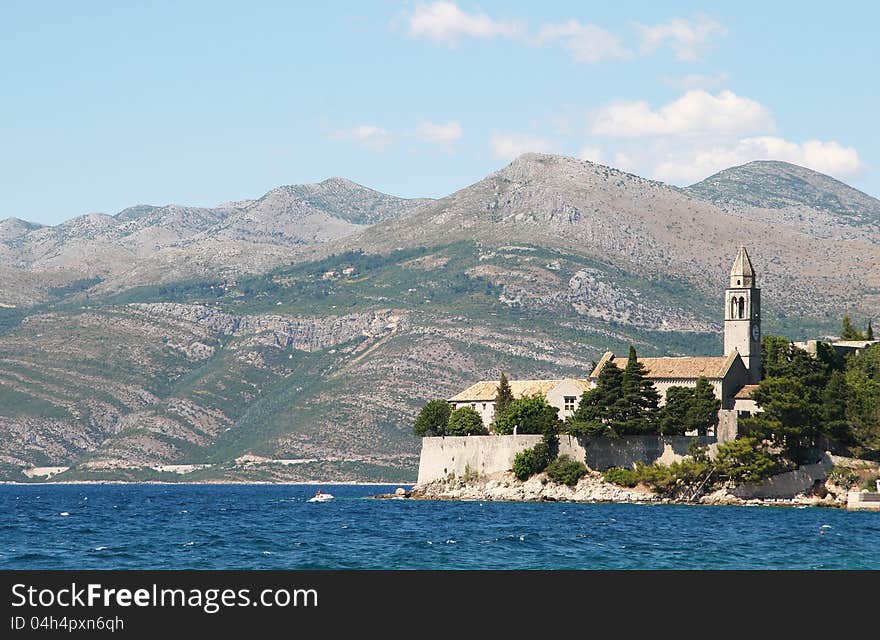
left=0, top=155, right=877, bottom=482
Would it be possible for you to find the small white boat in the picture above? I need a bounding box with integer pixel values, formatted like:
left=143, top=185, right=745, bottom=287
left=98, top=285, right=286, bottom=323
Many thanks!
left=308, top=492, right=334, bottom=503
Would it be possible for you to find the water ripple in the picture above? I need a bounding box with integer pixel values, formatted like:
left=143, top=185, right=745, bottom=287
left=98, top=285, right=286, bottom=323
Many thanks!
left=1, top=485, right=879, bottom=569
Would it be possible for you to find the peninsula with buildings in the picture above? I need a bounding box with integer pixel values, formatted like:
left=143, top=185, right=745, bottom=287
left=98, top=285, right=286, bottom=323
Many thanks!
left=410, top=247, right=880, bottom=509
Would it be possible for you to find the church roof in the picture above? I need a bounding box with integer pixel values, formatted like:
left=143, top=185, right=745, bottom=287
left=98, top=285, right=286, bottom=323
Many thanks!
left=448, top=378, right=592, bottom=402
left=589, top=351, right=740, bottom=380
left=730, top=246, right=755, bottom=278
left=638, top=356, right=732, bottom=379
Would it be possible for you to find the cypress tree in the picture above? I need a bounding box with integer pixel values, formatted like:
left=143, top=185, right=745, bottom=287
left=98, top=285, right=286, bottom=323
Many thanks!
left=567, top=362, right=624, bottom=435
left=619, top=346, right=660, bottom=435
left=689, top=377, right=721, bottom=436
left=820, top=370, right=850, bottom=445
left=658, top=386, right=693, bottom=436
left=841, top=315, right=865, bottom=340
left=494, top=373, right=514, bottom=418
left=867, top=319, right=874, bottom=341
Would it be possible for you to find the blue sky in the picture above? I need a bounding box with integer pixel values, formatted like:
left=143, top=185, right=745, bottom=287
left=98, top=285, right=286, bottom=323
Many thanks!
left=2, top=1, right=877, bottom=225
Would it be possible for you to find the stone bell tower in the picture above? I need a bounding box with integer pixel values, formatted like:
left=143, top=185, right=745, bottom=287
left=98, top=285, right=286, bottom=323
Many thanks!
left=724, top=246, right=762, bottom=383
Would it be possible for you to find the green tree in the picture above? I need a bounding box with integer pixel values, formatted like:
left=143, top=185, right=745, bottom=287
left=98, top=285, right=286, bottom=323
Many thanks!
left=689, top=377, right=722, bottom=436
left=658, top=386, right=692, bottom=436
left=844, top=344, right=880, bottom=453
left=493, top=395, right=561, bottom=435
left=617, top=345, right=660, bottom=435
left=867, top=319, right=874, bottom=341
left=565, top=361, right=624, bottom=436
left=494, top=373, right=515, bottom=419
left=841, top=315, right=866, bottom=340
left=713, top=438, right=780, bottom=484
left=446, top=406, right=488, bottom=436
left=741, top=377, right=823, bottom=459
left=761, top=335, right=825, bottom=381
left=657, top=381, right=719, bottom=437
left=820, top=370, right=850, bottom=444
left=413, top=399, right=451, bottom=437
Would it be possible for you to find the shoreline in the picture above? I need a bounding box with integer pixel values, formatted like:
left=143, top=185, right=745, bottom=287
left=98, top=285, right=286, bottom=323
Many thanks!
left=398, top=471, right=849, bottom=509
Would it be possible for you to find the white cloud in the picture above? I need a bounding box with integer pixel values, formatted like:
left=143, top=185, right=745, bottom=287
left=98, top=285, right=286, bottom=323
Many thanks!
left=490, top=132, right=556, bottom=161
left=661, top=72, right=729, bottom=90
left=407, top=2, right=523, bottom=44
left=637, top=14, right=727, bottom=61
left=653, top=137, right=863, bottom=184
left=577, top=144, right=605, bottom=164
left=533, top=20, right=632, bottom=63
left=591, top=90, right=774, bottom=138
left=330, top=125, right=393, bottom=149
left=416, top=120, right=463, bottom=144
left=404, top=6, right=727, bottom=66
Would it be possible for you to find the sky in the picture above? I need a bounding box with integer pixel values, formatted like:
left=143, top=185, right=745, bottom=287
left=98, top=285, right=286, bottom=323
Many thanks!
left=1, top=1, right=878, bottom=225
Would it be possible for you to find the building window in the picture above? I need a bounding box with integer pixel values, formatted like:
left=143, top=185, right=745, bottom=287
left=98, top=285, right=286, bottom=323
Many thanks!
left=564, top=396, right=576, bottom=412
left=482, top=403, right=486, bottom=411
left=738, top=296, right=745, bottom=319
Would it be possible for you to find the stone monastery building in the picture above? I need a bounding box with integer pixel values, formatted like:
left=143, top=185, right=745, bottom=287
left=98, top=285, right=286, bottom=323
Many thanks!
left=448, top=247, right=765, bottom=441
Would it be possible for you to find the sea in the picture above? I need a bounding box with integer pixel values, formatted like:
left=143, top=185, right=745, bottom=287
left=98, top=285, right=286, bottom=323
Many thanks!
left=2, top=484, right=879, bottom=570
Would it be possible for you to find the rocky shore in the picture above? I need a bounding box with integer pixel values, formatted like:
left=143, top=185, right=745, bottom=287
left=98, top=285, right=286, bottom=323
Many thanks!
left=393, top=470, right=848, bottom=508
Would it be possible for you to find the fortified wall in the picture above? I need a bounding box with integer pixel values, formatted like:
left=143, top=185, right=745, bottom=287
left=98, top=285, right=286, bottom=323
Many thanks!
left=417, top=434, right=717, bottom=485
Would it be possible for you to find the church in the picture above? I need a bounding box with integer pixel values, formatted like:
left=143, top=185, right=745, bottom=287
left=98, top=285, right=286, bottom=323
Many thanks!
left=448, top=246, right=764, bottom=441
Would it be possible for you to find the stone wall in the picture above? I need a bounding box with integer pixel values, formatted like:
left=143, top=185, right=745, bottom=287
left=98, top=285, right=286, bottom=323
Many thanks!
left=730, top=453, right=833, bottom=499
left=717, top=410, right=738, bottom=443
left=416, top=434, right=718, bottom=485
left=417, top=435, right=543, bottom=484
left=847, top=491, right=880, bottom=511
left=561, top=435, right=717, bottom=471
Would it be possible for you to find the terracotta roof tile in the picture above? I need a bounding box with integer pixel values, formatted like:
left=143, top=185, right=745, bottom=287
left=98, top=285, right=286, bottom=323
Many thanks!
left=448, top=378, right=591, bottom=402
left=734, top=384, right=760, bottom=399
left=591, top=353, right=737, bottom=380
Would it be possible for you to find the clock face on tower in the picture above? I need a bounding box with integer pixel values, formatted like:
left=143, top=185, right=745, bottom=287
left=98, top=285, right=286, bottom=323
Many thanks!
left=751, top=324, right=760, bottom=341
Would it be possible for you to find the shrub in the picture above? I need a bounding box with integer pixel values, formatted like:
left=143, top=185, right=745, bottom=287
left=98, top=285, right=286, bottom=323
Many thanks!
left=546, top=455, right=587, bottom=486
left=827, top=466, right=858, bottom=489
left=603, top=459, right=711, bottom=497
left=513, top=449, right=539, bottom=481
left=447, top=406, right=488, bottom=436
left=633, top=461, right=677, bottom=494
left=462, top=463, right=479, bottom=483
left=603, top=466, right=639, bottom=487
left=512, top=432, right=558, bottom=481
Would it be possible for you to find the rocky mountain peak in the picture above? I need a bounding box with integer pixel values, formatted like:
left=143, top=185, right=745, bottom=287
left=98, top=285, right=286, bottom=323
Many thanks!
left=685, top=160, right=880, bottom=224
left=0, top=217, right=43, bottom=241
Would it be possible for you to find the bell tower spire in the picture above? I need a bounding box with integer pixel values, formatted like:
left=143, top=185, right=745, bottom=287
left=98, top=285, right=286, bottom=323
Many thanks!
left=724, top=246, right=761, bottom=383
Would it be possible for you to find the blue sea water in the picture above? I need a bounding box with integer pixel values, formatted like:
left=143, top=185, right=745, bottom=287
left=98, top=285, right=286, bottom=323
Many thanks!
left=1, top=484, right=879, bottom=570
